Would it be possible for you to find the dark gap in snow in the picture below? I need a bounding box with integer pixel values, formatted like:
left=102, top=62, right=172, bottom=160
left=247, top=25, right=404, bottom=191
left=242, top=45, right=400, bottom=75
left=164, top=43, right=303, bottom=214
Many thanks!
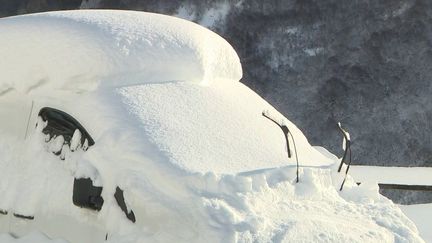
left=13, top=213, right=34, bottom=220
left=114, top=187, right=136, bottom=223
left=72, top=178, right=104, bottom=211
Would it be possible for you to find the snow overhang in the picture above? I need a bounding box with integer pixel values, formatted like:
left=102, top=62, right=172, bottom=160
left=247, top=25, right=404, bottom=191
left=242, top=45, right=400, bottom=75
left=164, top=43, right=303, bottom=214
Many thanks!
left=0, top=10, right=242, bottom=95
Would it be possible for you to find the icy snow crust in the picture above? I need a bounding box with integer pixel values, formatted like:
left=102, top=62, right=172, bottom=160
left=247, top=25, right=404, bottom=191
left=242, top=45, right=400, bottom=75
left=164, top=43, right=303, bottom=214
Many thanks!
left=0, top=10, right=424, bottom=243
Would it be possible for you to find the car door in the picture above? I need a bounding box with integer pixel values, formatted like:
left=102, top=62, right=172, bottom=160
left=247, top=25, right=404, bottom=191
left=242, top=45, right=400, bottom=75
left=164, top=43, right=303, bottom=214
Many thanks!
left=0, top=94, right=33, bottom=140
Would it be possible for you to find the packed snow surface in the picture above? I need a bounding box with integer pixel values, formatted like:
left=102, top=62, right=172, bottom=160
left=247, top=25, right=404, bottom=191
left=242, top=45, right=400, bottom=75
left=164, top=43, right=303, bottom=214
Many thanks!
left=350, top=166, right=432, bottom=186
left=0, top=10, right=242, bottom=94
left=400, top=204, right=432, bottom=242
left=0, top=10, right=425, bottom=243
left=0, top=232, right=67, bottom=243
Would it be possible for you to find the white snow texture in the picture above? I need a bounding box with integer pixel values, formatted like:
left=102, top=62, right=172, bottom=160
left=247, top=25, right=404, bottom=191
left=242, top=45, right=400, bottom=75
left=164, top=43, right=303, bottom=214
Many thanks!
left=0, top=10, right=425, bottom=243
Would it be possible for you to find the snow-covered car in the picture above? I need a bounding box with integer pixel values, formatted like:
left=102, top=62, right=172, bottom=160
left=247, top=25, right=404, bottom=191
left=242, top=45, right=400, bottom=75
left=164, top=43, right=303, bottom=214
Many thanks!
left=0, top=10, right=424, bottom=243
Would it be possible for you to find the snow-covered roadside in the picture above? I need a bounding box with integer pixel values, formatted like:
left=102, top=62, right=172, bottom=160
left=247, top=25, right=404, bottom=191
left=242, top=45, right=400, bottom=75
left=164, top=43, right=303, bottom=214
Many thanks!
left=400, top=204, right=432, bottom=242
left=350, top=166, right=432, bottom=186
left=195, top=165, right=424, bottom=242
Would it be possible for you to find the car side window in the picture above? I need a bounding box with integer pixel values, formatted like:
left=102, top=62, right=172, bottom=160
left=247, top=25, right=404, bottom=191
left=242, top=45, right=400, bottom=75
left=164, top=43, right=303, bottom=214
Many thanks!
left=37, top=107, right=103, bottom=210
left=38, top=107, right=95, bottom=157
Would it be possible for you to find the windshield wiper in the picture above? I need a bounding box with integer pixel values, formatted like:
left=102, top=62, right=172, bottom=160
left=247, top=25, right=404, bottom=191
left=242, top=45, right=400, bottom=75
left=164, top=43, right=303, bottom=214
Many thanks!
left=337, top=122, right=352, bottom=191
left=262, top=111, right=299, bottom=183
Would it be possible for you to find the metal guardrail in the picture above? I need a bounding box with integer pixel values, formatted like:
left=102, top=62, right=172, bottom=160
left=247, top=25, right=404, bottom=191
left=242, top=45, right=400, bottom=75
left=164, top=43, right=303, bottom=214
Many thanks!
left=378, top=184, right=432, bottom=191
left=338, top=122, right=432, bottom=196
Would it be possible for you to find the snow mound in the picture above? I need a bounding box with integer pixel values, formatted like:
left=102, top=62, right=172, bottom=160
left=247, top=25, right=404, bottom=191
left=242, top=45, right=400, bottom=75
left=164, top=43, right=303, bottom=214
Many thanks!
left=0, top=10, right=242, bottom=94
left=0, top=132, right=423, bottom=242
left=200, top=167, right=423, bottom=243
left=0, top=232, right=66, bottom=243
left=118, top=80, right=334, bottom=173
left=0, top=85, right=424, bottom=242
left=0, top=10, right=425, bottom=243
left=400, top=204, right=432, bottom=242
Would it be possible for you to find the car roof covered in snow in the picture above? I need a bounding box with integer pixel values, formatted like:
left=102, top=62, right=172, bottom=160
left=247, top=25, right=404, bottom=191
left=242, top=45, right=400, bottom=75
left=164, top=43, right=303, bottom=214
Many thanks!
left=0, top=10, right=242, bottom=94
left=0, top=10, right=334, bottom=174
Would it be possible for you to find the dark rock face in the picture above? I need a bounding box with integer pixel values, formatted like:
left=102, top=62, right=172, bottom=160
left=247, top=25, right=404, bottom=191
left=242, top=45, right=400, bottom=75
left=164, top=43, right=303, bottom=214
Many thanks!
left=223, top=0, right=432, bottom=167
left=0, top=0, right=82, bottom=17
left=2, top=0, right=432, bottom=166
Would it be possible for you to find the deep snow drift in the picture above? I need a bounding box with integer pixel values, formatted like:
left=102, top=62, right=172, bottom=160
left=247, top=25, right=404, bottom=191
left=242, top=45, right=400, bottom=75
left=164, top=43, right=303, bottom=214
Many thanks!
left=0, top=232, right=67, bottom=243
left=0, top=10, right=241, bottom=93
left=0, top=10, right=425, bottom=243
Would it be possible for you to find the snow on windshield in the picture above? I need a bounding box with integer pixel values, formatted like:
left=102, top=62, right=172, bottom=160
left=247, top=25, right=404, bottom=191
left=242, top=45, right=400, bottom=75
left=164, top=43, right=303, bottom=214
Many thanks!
left=117, top=79, right=334, bottom=173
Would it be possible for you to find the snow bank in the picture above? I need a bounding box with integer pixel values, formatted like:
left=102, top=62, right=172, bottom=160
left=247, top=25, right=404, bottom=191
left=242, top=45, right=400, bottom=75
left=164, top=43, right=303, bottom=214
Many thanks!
left=0, top=85, right=424, bottom=242
left=0, top=130, right=424, bottom=242
left=350, top=166, right=432, bottom=186
left=400, top=204, right=432, bottom=242
left=0, top=10, right=242, bottom=94
left=201, top=167, right=423, bottom=243
left=0, top=232, right=67, bottom=243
